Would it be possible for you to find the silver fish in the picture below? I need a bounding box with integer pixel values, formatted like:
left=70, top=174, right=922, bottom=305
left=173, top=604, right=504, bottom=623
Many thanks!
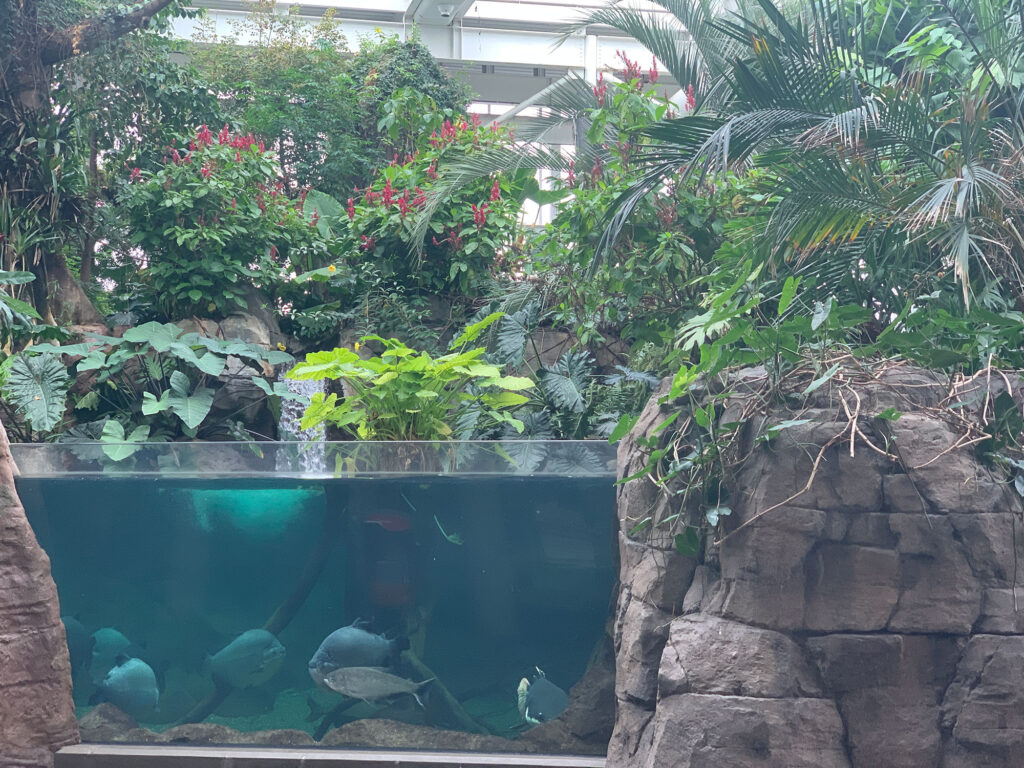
left=207, top=629, right=285, bottom=689
left=321, top=666, right=431, bottom=707
left=308, top=619, right=407, bottom=689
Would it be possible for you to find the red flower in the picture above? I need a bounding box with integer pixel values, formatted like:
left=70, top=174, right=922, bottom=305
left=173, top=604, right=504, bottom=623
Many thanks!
left=218, top=124, right=230, bottom=145
left=347, top=198, right=355, bottom=220
left=129, top=167, right=142, bottom=182
left=426, top=160, right=438, bottom=180
left=236, top=151, right=242, bottom=162
left=360, top=235, right=375, bottom=251
left=258, top=140, right=265, bottom=153
left=382, top=178, right=394, bottom=207
left=200, top=164, right=212, bottom=179
left=567, top=160, right=576, bottom=187
left=649, top=56, right=659, bottom=84
left=397, top=190, right=411, bottom=218
left=310, top=210, right=319, bottom=228
left=413, top=187, right=426, bottom=208
left=196, top=125, right=214, bottom=147
left=230, top=198, right=237, bottom=209
left=489, top=178, right=501, bottom=202
left=593, top=72, right=608, bottom=106
left=685, top=84, right=696, bottom=112
left=471, top=202, right=489, bottom=229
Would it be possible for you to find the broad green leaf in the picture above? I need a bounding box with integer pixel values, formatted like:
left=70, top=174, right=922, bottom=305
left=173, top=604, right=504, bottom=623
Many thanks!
left=778, top=276, right=800, bottom=316
left=674, top=527, right=701, bottom=557
left=3, top=355, right=68, bottom=432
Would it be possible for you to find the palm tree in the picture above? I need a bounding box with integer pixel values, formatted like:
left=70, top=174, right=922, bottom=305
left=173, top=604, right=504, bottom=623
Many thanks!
left=584, top=0, right=1024, bottom=313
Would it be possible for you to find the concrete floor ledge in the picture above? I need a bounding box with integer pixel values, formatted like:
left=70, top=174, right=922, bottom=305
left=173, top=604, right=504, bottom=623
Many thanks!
left=55, top=745, right=607, bottom=768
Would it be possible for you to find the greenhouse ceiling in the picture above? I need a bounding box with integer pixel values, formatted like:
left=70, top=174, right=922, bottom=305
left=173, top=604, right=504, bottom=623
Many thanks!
left=173, top=1, right=681, bottom=109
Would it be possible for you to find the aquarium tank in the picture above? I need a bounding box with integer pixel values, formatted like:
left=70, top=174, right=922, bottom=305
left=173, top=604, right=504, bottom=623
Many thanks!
left=13, top=441, right=617, bottom=756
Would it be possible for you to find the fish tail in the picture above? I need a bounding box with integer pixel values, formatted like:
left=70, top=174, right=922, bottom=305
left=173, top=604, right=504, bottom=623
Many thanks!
left=517, top=678, right=529, bottom=718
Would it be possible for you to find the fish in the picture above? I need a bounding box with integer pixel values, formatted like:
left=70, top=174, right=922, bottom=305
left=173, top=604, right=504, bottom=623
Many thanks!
left=517, top=667, right=568, bottom=724
left=89, top=655, right=160, bottom=719
left=61, top=616, right=94, bottom=674
left=206, top=629, right=285, bottom=689
left=307, top=620, right=408, bottom=688
left=89, top=628, right=143, bottom=685
left=321, top=666, right=431, bottom=707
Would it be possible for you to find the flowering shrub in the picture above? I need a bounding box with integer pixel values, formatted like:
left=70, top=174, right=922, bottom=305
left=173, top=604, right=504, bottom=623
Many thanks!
left=331, top=111, right=526, bottom=296
left=120, top=124, right=330, bottom=319
left=532, top=64, right=738, bottom=345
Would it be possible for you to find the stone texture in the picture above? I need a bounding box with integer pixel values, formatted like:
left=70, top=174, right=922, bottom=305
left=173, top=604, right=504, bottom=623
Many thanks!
left=659, top=615, right=821, bottom=699
left=641, top=695, right=850, bottom=768
left=0, top=420, right=78, bottom=767
left=612, top=365, right=1024, bottom=768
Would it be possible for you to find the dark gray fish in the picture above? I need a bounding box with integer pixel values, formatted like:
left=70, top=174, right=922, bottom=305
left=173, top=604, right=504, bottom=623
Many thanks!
left=517, top=668, right=568, bottom=724
left=61, top=616, right=94, bottom=674
left=307, top=620, right=407, bottom=688
left=207, top=629, right=285, bottom=689
left=90, top=628, right=143, bottom=685
left=321, top=666, right=431, bottom=707
left=90, top=655, right=159, bottom=719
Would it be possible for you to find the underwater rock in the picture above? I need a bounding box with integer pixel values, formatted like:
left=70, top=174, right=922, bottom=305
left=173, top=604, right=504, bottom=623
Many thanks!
left=77, top=704, right=140, bottom=742
left=153, top=723, right=315, bottom=746
left=207, top=629, right=285, bottom=689
left=320, top=719, right=526, bottom=752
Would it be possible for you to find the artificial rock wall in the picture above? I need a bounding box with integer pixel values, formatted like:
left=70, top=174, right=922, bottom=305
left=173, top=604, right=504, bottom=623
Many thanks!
left=612, top=367, right=1024, bottom=768
left=0, top=420, right=78, bottom=767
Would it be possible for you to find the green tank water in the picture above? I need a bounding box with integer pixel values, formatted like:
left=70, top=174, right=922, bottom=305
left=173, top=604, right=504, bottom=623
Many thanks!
left=15, top=441, right=617, bottom=754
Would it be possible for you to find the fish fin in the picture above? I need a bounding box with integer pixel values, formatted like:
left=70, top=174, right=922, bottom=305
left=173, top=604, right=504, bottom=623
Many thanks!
left=305, top=695, right=330, bottom=723
left=350, top=617, right=371, bottom=629
left=417, top=678, right=435, bottom=687
left=412, top=692, right=425, bottom=708
left=534, top=666, right=545, bottom=679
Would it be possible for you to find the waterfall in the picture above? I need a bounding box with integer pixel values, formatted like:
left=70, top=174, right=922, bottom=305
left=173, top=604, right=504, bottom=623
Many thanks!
left=276, top=366, right=326, bottom=474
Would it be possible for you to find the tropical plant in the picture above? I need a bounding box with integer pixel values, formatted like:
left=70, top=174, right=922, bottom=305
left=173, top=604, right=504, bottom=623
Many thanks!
left=117, top=124, right=332, bottom=319
left=4, top=321, right=292, bottom=441
left=579, top=0, right=1024, bottom=314
left=288, top=314, right=534, bottom=440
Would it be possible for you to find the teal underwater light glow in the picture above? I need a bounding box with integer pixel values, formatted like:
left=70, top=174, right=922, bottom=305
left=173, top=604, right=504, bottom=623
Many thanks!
left=191, top=487, right=324, bottom=535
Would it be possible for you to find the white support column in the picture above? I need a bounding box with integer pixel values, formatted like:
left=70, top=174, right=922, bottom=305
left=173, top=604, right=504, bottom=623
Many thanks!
left=584, top=33, right=598, bottom=84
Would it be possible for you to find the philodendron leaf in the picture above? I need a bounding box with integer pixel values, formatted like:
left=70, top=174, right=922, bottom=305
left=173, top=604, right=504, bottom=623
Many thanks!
left=100, top=421, right=150, bottom=462
left=3, top=354, right=69, bottom=432
left=122, top=321, right=183, bottom=352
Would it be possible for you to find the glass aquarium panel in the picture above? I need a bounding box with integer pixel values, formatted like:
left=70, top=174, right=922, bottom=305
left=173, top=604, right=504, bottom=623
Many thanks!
left=13, top=441, right=617, bottom=756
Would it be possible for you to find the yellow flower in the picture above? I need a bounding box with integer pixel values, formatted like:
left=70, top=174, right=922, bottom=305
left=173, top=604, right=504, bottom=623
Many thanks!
left=328, top=264, right=337, bottom=273
left=354, top=341, right=361, bottom=352
left=207, top=302, right=217, bottom=312
left=277, top=342, right=287, bottom=351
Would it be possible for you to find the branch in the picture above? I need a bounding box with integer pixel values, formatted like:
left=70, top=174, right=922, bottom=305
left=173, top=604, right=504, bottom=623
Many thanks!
left=40, top=0, right=178, bottom=65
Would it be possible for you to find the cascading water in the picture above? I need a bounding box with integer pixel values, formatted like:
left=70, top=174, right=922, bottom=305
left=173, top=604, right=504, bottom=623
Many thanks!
left=276, top=365, right=326, bottom=474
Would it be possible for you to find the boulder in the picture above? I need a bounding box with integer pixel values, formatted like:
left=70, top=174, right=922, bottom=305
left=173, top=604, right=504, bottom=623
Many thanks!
left=0, top=420, right=78, bottom=767
left=612, top=365, right=1024, bottom=768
